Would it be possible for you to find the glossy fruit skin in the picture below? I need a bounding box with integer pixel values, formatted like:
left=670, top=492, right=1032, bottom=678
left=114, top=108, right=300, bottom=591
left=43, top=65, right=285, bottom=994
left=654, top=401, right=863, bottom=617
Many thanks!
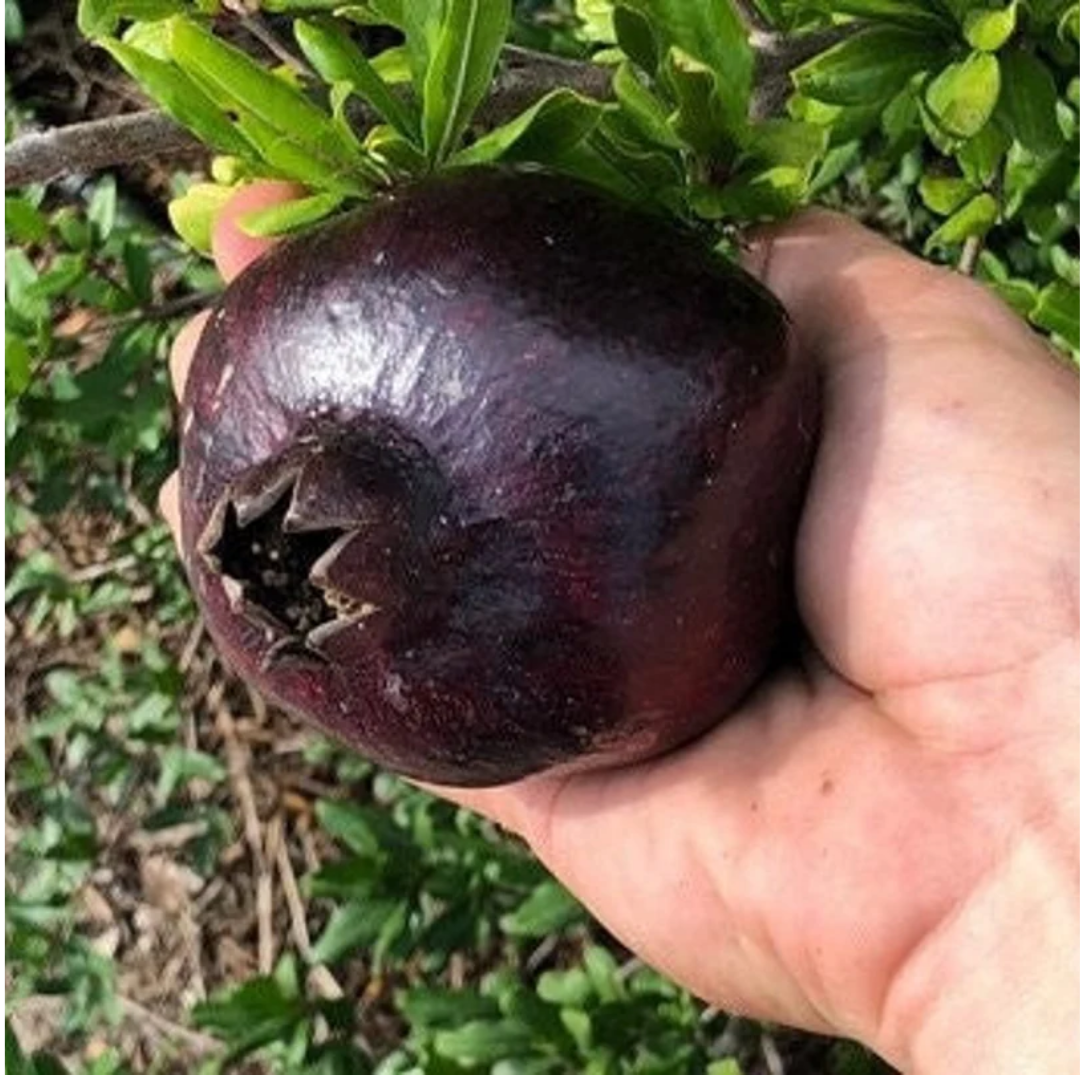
left=179, top=168, right=819, bottom=786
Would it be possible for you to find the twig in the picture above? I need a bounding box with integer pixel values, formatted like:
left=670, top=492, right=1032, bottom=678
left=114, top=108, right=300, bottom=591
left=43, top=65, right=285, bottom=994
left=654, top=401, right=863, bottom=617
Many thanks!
left=958, top=233, right=983, bottom=275
left=257, top=816, right=277, bottom=974
left=272, top=820, right=345, bottom=1000
left=760, top=1029, right=785, bottom=1075
left=117, top=994, right=225, bottom=1056
left=5, top=111, right=201, bottom=188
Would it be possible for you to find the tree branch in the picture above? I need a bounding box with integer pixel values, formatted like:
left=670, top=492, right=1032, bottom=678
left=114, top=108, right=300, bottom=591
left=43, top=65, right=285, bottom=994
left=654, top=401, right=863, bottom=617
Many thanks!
left=5, top=111, right=202, bottom=188
left=4, top=31, right=858, bottom=190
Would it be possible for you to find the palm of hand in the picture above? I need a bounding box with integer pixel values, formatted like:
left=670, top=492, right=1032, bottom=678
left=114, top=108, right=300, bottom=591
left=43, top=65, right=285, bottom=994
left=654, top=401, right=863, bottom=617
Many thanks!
left=447, top=214, right=1079, bottom=1068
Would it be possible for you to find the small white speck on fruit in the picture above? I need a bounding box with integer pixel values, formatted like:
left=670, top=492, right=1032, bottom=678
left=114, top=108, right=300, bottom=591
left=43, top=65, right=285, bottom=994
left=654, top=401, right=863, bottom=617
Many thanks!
left=215, top=361, right=236, bottom=396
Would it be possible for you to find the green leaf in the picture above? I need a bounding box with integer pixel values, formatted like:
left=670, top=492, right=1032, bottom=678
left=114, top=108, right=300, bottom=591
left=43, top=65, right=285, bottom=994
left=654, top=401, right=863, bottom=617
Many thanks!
left=612, top=4, right=657, bottom=73
left=309, top=898, right=403, bottom=964
left=537, top=968, right=594, bottom=1007
left=821, top=0, right=950, bottom=28
left=626, top=0, right=752, bottom=114
left=925, top=191, right=998, bottom=248
left=793, top=27, right=943, bottom=105
left=5, top=0, right=23, bottom=43
left=192, top=974, right=306, bottom=1059
left=371, top=43, right=412, bottom=83
left=155, top=746, right=226, bottom=804
left=401, top=0, right=443, bottom=86
left=295, top=18, right=419, bottom=138
left=612, top=62, right=682, bottom=148
left=663, top=46, right=740, bottom=158
left=6, top=332, right=33, bottom=397
left=919, top=173, right=977, bottom=213
left=434, top=1020, right=535, bottom=1067
left=167, top=181, right=234, bottom=254
left=396, top=987, right=499, bottom=1028
left=102, top=38, right=254, bottom=158
left=5, top=197, right=49, bottom=245
left=237, top=192, right=345, bottom=237
left=1031, top=280, right=1080, bottom=349
left=450, top=89, right=604, bottom=166
left=996, top=48, right=1063, bottom=156
left=365, top=123, right=427, bottom=171
left=707, top=1057, right=743, bottom=1074
left=166, top=16, right=368, bottom=186
left=5, top=248, right=47, bottom=323
left=962, top=2, right=1017, bottom=50
left=924, top=51, right=1001, bottom=138
left=87, top=175, right=117, bottom=242
left=78, top=0, right=187, bottom=38
left=122, top=238, right=154, bottom=305
left=955, top=120, right=1009, bottom=184
left=499, top=880, right=584, bottom=937
left=422, top=0, right=511, bottom=164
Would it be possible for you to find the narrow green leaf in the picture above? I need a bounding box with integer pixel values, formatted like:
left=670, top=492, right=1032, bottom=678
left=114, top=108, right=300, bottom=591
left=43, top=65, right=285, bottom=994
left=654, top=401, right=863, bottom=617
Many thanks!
left=434, top=1020, right=535, bottom=1067
left=6, top=0, right=23, bottom=42
left=1031, top=280, right=1080, bottom=350
left=369, top=44, right=411, bottom=84
left=612, top=62, right=682, bottom=148
left=962, top=3, right=1017, bottom=50
left=365, top=123, right=427, bottom=171
left=918, top=173, right=977, bottom=214
left=924, top=51, right=1001, bottom=138
left=167, top=181, right=235, bottom=254
left=499, top=880, right=584, bottom=937
left=401, top=0, right=443, bottom=87
left=822, top=0, right=950, bottom=29
left=87, top=175, right=117, bottom=242
left=449, top=89, right=604, bottom=166
left=422, top=0, right=511, bottom=164
left=166, top=16, right=364, bottom=180
left=6, top=332, right=33, bottom=397
left=625, top=0, right=752, bottom=114
left=79, top=0, right=186, bottom=38
left=663, top=46, right=740, bottom=159
left=793, top=27, right=943, bottom=105
left=102, top=38, right=254, bottom=157
left=612, top=4, right=657, bottom=73
left=396, top=987, right=499, bottom=1028
left=233, top=108, right=375, bottom=193
left=295, top=18, right=419, bottom=138
left=237, top=192, right=345, bottom=237
left=309, top=898, right=402, bottom=964
left=996, top=48, right=1063, bottom=156
left=925, top=191, right=998, bottom=247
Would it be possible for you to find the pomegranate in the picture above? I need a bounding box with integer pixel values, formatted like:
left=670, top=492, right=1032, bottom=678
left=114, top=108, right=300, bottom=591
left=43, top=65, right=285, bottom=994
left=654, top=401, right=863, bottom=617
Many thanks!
left=179, top=168, right=819, bottom=785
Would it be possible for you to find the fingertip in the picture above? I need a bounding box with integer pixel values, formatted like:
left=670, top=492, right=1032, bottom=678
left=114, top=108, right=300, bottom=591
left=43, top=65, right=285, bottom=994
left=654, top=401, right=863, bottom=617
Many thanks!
left=211, top=180, right=307, bottom=282
left=158, top=473, right=182, bottom=549
left=170, top=310, right=211, bottom=403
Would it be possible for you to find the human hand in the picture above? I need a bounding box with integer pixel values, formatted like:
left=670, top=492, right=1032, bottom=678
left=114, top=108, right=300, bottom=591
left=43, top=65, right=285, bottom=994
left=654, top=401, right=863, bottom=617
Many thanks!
left=162, top=183, right=1079, bottom=1074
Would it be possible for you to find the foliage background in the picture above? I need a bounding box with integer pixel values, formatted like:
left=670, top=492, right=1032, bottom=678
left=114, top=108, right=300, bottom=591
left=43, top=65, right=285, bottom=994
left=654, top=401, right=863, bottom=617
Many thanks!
left=5, top=0, right=1077, bottom=1073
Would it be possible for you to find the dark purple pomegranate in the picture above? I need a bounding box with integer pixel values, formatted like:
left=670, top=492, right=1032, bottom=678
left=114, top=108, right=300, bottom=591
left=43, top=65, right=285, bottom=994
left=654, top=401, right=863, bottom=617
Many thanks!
left=179, top=168, right=819, bottom=786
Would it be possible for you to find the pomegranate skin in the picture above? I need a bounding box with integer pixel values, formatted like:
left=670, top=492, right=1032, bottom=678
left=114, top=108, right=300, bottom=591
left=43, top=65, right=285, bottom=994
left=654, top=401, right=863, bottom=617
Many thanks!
left=179, top=168, right=819, bottom=786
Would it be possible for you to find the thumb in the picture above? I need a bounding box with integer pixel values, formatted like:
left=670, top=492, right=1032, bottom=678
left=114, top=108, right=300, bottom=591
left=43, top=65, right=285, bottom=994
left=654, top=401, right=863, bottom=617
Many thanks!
left=741, top=209, right=949, bottom=362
